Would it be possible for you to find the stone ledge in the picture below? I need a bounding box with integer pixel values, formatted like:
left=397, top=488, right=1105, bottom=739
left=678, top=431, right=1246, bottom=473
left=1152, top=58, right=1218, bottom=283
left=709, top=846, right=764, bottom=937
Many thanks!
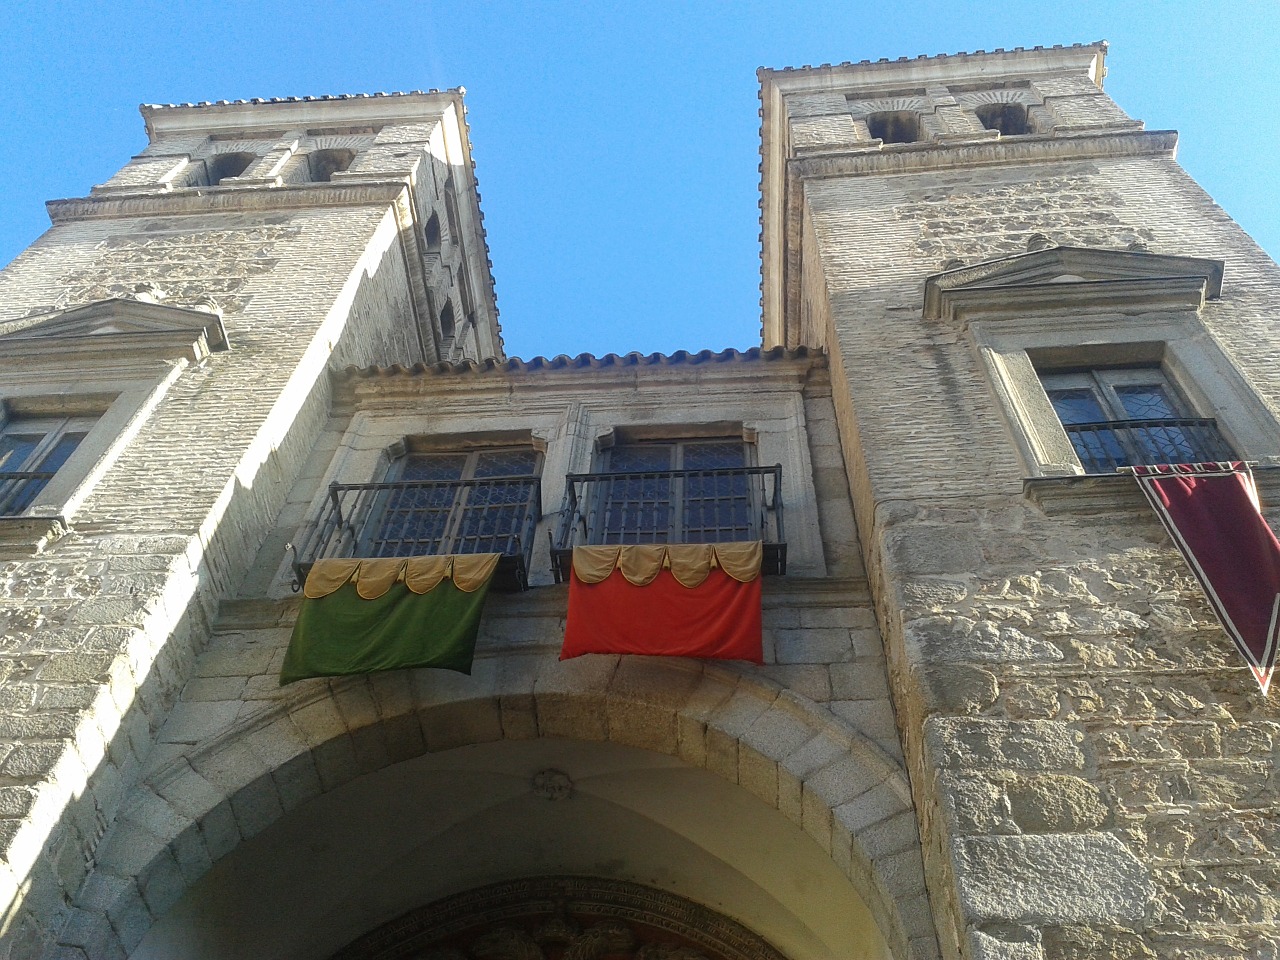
left=0, top=515, right=68, bottom=558
left=215, top=576, right=874, bottom=631
left=45, top=181, right=409, bottom=223
left=1024, top=464, right=1280, bottom=517
left=791, top=130, right=1178, bottom=179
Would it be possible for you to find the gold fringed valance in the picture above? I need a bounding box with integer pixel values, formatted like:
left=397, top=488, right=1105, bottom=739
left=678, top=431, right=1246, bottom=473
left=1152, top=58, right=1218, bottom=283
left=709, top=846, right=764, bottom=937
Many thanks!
left=303, top=554, right=502, bottom=599
left=572, top=542, right=762, bottom=588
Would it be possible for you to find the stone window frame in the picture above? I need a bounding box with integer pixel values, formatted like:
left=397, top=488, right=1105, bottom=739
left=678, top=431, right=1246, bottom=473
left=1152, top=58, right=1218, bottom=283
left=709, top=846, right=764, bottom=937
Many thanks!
left=923, top=248, right=1280, bottom=481
left=846, top=94, right=933, bottom=143
left=973, top=312, right=1280, bottom=478
left=280, top=421, right=553, bottom=594
left=586, top=431, right=764, bottom=547
left=0, top=378, right=176, bottom=545
left=587, top=412, right=823, bottom=575
left=0, top=297, right=229, bottom=545
left=952, top=86, right=1050, bottom=136
left=0, top=401, right=105, bottom=517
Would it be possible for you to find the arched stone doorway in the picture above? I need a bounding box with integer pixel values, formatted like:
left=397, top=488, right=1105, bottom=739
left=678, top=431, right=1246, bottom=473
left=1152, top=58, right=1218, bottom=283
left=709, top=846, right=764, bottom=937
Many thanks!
left=129, top=738, right=896, bottom=960
left=61, top=661, right=936, bottom=959
left=331, top=876, right=788, bottom=960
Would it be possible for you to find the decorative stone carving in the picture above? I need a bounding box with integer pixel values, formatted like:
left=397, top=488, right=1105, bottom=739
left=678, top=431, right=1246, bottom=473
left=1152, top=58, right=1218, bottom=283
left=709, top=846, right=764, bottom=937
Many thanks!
left=531, top=768, right=573, bottom=801
left=329, top=877, right=787, bottom=960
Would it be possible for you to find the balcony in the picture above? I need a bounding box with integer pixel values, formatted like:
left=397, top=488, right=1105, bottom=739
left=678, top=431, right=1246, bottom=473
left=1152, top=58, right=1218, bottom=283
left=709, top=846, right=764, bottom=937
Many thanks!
left=1063, top=418, right=1235, bottom=475
left=290, top=475, right=542, bottom=592
left=551, top=465, right=786, bottom=582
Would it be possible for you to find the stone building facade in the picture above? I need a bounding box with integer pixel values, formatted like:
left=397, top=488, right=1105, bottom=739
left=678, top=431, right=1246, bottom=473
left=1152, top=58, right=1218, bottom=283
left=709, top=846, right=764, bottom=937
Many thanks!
left=0, top=41, right=1276, bottom=960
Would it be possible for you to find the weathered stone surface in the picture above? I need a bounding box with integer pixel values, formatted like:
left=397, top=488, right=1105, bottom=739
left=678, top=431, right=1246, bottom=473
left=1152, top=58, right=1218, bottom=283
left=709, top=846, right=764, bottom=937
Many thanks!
left=887, top=527, right=983, bottom=575
left=1005, top=775, right=1108, bottom=833
left=1040, top=925, right=1156, bottom=960
left=926, top=718, right=1087, bottom=771
left=916, top=663, right=999, bottom=715
left=906, top=616, right=1064, bottom=664
left=955, top=834, right=1156, bottom=923
left=969, top=926, right=1044, bottom=960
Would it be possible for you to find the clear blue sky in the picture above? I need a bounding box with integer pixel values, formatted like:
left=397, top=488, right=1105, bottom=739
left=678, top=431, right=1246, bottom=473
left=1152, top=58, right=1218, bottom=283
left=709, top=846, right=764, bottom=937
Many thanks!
left=1, top=1, right=1276, bottom=360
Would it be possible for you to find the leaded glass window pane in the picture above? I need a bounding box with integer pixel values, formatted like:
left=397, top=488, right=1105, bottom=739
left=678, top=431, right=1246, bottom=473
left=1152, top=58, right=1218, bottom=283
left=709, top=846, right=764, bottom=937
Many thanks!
left=1115, top=384, right=1180, bottom=420
left=0, top=416, right=94, bottom=516
left=595, top=439, right=755, bottom=545
left=367, top=447, right=541, bottom=557
left=1038, top=367, right=1229, bottom=472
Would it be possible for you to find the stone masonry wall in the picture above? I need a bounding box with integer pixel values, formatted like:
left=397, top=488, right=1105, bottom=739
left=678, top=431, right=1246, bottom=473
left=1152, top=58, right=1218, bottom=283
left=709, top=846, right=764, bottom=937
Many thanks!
left=44, top=368, right=940, bottom=960
left=802, top=142, right=1280, bottom=959
left=0, top=201, right=432, bottom=957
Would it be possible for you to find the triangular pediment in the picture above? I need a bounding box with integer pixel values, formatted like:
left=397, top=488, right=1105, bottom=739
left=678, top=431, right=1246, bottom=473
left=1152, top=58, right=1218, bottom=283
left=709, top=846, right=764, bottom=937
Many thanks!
left=0, top=298, right=229, bottom=361
left=923, top=247, right=1224, bottom=320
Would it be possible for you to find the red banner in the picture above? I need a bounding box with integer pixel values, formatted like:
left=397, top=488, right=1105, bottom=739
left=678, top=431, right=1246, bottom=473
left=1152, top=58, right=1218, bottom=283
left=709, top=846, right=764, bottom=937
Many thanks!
left=1130, top=462, right=1279, bottom=694
left=562, top=566, right=763, bottom=663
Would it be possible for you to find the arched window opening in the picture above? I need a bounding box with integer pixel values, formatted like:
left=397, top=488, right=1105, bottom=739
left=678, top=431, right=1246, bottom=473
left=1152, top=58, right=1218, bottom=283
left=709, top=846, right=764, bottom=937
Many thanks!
left=458, top=269, right=474, bottom=315
left=308, top=148, right=356, bottom=182
left=866, top=111, right=921, bottom=144
left=443, top=179, right=461, bottom=241
left=975, top=102, right=1031, bottom=136
left=440, top=301, right=456, bottom=339
left=206, top=152, right=256, bottom=185
left=424, top=213, right=442, bottom=252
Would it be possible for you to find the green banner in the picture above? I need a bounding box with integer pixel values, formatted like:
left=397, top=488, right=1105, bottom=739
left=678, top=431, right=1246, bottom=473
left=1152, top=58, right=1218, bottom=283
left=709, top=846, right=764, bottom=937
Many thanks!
left=280, top=577, right=493, bottom=684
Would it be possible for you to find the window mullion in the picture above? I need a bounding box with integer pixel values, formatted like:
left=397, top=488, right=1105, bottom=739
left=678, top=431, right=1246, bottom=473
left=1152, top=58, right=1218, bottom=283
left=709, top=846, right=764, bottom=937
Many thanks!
left=1089, top=372, right=1129, bottom=422
left=440, top=452, right=479, bottom=554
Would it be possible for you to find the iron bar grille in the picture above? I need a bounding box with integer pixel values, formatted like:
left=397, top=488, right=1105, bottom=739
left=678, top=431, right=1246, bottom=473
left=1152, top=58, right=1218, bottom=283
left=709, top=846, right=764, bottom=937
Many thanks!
left=1063, top=418, right=1235, bottom=474
left=0, top=472, right=57, bottom=516
left=291, top=476, right=541, bottom=591
left=552, top=465, right=786, bottom=582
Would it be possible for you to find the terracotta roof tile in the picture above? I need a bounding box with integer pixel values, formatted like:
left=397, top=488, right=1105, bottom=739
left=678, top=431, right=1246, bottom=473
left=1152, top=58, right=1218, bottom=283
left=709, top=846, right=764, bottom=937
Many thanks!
left=342, top=345, right=822, bottom=379
left=755, top=40, right=1107, bottom=76
left=143, top=90, right=461, bottom=110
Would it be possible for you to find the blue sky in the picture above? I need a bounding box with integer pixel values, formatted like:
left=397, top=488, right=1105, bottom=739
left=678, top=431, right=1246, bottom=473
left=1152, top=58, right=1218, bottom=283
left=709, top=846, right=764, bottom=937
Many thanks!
left=1, top=1, right=1276, bottom=360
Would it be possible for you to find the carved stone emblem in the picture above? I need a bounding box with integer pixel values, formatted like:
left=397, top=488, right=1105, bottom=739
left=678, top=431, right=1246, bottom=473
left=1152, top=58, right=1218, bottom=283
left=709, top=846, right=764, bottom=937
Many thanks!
left=531, top=769, right=573, bottom=801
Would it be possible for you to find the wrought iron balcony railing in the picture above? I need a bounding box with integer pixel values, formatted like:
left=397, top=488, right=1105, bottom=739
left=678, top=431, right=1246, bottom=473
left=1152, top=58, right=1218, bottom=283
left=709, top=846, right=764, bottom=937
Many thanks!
left=290, top=476, right=542, bottom=592
left=1063, top=418, right=1235, bottom=474
left=0, top=471, right=56, bottom=517
left=551, top=465, right=786, bottom=582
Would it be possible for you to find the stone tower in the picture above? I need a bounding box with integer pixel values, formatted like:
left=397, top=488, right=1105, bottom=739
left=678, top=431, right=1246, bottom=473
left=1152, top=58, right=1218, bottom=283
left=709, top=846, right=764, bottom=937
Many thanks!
left=761, top=42, right=1280, bottom=958
left=0, top=92, right=503, bottom=954
left=0, top=42, right=1276, bottom=960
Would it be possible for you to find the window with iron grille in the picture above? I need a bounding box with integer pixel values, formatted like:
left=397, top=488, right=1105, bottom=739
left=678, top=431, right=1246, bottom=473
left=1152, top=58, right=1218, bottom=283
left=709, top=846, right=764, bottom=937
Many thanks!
left=0, top=414, right=97, bottom=516
left=368, top=447, right=542, bottom=558
left=594, top=439, right=755, bottom=544
left=1039, top=367, right=1234, bottom=474
left=551, top=436, right=786, bottom=582
left=291, top=445, right=542, bottom=592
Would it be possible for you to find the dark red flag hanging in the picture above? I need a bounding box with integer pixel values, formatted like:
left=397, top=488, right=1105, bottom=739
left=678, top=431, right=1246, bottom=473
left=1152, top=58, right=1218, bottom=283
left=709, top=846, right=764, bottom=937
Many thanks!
left=1129, top=462, right=1279, bottom=694
left=561, top=542, right=764, bottom=663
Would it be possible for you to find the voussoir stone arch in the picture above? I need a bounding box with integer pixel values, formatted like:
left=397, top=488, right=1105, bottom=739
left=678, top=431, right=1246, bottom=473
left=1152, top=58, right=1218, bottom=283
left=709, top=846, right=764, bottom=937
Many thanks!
left=55, top=656, right=935, bottom=960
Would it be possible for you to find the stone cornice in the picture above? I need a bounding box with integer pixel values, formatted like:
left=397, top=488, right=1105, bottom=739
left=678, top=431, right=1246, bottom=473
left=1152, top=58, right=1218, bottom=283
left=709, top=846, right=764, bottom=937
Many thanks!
left=788, top=129, right=1177, bottom=180
left=937, top=278, right=1210, bottom=327
left=0, top=297, right=229, bottom=364
left=335, top=348, right=827, bottom=411
left=141, top=91, right=461, bottom=140
left=759, top=42, right=1108, bottom=97
left=45, top=180, right=410, bottom=223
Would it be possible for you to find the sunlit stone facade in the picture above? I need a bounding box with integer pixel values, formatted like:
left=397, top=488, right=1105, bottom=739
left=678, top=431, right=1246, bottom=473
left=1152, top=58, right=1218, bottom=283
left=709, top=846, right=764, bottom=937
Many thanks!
left=0, top=42, right=1275, bottom=960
